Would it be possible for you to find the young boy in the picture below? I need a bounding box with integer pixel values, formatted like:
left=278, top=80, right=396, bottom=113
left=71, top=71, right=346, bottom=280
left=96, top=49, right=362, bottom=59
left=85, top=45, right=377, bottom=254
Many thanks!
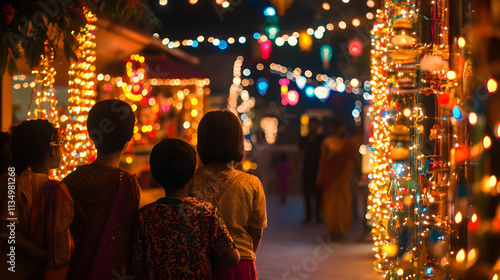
left=132, top=139, right=240, bottom=280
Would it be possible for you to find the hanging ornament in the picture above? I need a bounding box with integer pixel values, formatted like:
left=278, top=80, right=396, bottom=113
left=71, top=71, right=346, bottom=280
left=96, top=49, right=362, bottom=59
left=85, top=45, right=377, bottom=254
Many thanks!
left=270, top=0, right=294, bottom=16
left=299, top=31, right=312, bottom=52
left=320, top=44, right=333, bottom=70
left=258, top=37, right=272, bottom=60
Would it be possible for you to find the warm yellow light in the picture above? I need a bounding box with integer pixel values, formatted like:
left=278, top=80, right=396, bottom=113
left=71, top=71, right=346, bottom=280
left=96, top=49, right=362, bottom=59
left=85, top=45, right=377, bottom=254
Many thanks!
left=456, top=249, right=465, bottom=263
left=126, top=156, right=133, bottom=164
left=322, top=2, right=330, bottom=10
left=447, top=71, right=456, bottom=80
left=367, top=0, right=375, bottom=8
left=189, top=0, right=198, bottom=4
left=159, top=0, right=167, bottom=5
left=493, top=274, right=498, bottom=280
left=339, top=21, right=347, bottom=29
left=490, top=175, right=497, bottom=188
left=326, top=23, right=334, bottom=30
left=455, top=212, right=462, bottom=224
left=352, top=18, right=361, bottom=27
left=191, top=109, right=198, bottom=117
left=488, top=78, right=498, bottom=93
left=483, top=136, right=492, bottom=149
left=397, top=269, right=404, bottom=276
left=458, top=37, right=466, bottom=48
left=468, top=248, right=477, bottom=263
left=469, top=113, right=477, bottom=125
left=471, top=213, right=478, bottom=223
left=222, top=1, right=229, bottom=8
left=351, top=78, right=360, bottom=87
left=183, top=121, right=191, bottom=129
left=403, top=108, right=411, bottom=117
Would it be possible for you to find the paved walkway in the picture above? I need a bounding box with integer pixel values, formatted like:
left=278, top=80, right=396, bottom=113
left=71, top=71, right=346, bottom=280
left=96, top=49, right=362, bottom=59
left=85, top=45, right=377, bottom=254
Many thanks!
left=255, top=195, right=381, bottom=280
left=141, top=189, right=381, bottom=280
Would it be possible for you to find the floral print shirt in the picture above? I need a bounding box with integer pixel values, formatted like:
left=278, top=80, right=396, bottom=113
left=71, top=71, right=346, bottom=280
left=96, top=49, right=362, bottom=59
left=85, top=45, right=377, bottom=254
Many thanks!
left=132, top=197, right=235, bottom=280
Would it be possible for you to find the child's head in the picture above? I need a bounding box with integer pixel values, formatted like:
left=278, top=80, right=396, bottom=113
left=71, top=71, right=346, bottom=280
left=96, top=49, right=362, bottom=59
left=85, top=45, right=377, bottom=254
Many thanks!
left=87, top=99, right=135, bottom=154
left=150, top=138, right=197, bottom=191
left=11, top=119, right=62, bottom=174
left=197, top=110, right=244, bottom=165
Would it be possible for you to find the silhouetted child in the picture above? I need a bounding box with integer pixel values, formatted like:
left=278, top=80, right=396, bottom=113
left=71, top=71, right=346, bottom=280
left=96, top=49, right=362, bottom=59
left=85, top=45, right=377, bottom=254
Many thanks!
left=132, top=139, right=240, bottom=280
left=277, top=153, right=291, bottom=204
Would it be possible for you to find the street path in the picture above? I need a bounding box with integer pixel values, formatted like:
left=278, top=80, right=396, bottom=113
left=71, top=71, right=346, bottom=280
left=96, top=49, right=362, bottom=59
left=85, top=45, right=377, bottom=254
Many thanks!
left=140, top=189, right=381, bottom=280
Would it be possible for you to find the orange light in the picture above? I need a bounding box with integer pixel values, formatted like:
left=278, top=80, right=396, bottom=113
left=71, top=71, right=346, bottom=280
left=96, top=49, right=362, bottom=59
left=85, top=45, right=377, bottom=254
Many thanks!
left=458, top=37, right=466, bottom=48
left=322, top=2, right=330, bottom=10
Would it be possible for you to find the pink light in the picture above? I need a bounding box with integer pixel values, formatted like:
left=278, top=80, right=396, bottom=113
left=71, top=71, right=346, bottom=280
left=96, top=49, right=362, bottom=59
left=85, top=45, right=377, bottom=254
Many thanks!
left=287, top=90, right=299, bottom=106
left=259, top=39, right=272, bottom=60
left=163, top=105, right=170, bottom=112
left=279, top=78, right=290, bottom=86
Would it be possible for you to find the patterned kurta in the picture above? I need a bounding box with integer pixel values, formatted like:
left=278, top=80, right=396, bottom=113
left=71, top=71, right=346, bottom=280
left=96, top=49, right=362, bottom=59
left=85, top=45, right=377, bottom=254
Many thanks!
left=190, top=163, right=267, bottom=261
left=132, top=197, right=235, bottom=280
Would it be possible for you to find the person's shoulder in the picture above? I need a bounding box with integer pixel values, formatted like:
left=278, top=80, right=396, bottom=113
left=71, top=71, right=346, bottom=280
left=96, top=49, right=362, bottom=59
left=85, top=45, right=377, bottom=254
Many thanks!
left=186, top=197, right=216, bottom=211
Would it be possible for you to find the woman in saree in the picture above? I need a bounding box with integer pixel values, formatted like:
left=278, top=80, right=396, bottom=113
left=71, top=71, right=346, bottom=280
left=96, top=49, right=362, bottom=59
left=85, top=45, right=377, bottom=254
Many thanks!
left=0, top=119, right=74, bottom=280
left=316, top=119, right=357, bottom=239
left=62, top=99, right=140, bottom=280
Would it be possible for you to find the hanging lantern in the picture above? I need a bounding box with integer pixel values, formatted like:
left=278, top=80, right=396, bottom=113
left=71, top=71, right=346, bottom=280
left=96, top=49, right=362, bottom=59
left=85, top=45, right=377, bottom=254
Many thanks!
left=270, top=0, right=294, bottom=16
left=348, top=39, right=362, bottom=57
left=320, top=44, right=333, bottom=70
left=299, top=31, right=312, bottom=52
left=258, top=37, right=272, bottom=60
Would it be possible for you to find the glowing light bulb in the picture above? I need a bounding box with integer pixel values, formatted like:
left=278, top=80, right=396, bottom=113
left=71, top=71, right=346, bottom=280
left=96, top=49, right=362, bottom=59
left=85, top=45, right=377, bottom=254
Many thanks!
left=469, top=113, right=477, bottom=125
left=456, top=249, right=465, bottom=263
left=488, top=78, right=498, bottom=93
left=455, top=212, right=462, bottom=224
left=483, top=136, right=492, bottom=149
left=458, top=37, right=466, bottom=48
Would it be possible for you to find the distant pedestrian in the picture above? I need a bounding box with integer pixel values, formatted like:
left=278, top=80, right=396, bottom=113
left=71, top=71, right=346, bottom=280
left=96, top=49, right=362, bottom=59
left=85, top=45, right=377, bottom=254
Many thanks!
left=277, top=153, right=291, bottom=204
left=299, top=117, right=324, bottom=223
left=190, top=110, right=267, bottom=280
left=317, top=120, right=356, bottom=239
left=132, top=138, right=240, bottom=279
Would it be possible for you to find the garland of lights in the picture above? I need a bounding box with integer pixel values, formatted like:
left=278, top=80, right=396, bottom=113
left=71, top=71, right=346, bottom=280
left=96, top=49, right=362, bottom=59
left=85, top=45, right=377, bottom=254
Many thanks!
left=155, top=14, right=375, bottom=50
left=28, top=40, right=58, bottom=122
left=367, top=7, right=392, bottom=276
left=55, top=9, right=98, bottom=179
left=121, top=54, right=149, bottom=102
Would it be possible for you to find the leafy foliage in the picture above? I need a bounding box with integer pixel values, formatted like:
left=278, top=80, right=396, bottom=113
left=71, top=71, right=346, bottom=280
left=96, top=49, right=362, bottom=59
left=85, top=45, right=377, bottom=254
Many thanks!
left=0, top=0, right=145, bottom=77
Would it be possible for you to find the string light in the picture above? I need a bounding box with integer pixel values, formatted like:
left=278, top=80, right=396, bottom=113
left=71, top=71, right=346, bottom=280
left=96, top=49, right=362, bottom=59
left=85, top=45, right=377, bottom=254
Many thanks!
left=28, top=41, right=58, bottom=122
left=56, top=9, right=98, bottom=179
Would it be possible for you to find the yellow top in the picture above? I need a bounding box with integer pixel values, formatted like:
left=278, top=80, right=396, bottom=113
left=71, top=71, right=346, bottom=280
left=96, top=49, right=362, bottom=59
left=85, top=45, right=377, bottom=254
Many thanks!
left=190, top=163, right=267, bottom=261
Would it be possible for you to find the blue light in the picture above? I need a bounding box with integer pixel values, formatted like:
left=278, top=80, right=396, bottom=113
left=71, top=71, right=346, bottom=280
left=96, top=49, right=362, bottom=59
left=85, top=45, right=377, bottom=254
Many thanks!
left=305, top=86, right=315, bottom=97
left=257, top=78, right=269, bottom=96
left=218, top=40, right=228, bottom=50
left=191, top=40, right=199, bottom=48
left=394, top=162, right=405, bottom=176
left=425, top=267, right=433, bottom=275
left=452, top=106, right=462, bottom=120
left=263, top=6, right=276, bottom=17
left=253, top=32, right=261, bottom=40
